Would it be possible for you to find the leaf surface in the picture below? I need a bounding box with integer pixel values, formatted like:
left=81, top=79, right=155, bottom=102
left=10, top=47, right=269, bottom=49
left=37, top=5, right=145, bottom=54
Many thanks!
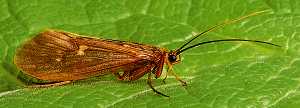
left=0, top=0, right=299, bottom=108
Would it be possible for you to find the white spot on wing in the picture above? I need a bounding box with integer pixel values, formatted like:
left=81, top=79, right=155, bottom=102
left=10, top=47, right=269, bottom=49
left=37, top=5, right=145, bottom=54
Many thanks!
left=77, top=45, right=89, bottom=56
left=55, top=58, right=62, bottom=62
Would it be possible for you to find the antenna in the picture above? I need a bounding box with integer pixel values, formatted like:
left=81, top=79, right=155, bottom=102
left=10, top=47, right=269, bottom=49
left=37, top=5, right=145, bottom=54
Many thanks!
left=175, top=10, right=271, bottom=52
left=176, top=39, right=280, bottom=54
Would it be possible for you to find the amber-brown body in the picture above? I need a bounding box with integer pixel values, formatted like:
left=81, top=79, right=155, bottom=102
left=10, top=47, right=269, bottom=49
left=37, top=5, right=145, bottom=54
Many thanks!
left=14, top=30, right=169, bottom=82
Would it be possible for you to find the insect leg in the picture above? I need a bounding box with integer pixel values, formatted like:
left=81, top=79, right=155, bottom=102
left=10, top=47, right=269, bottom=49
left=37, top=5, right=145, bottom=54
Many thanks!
left=168, top=65, right=187, bottom=86
left=170, top=71, right=187, bottom=86
left=147, top=73, right=169, bottom=97
left=28, top=81, right=72, bottom=88
left=153, top=60, right=167, bottom=83
left=162, top=72, right=168, bottom=84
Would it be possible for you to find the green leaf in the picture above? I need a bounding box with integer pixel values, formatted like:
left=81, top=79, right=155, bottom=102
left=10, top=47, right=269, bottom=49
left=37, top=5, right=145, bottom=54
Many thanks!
left=0, top=0, right=299, bottom=108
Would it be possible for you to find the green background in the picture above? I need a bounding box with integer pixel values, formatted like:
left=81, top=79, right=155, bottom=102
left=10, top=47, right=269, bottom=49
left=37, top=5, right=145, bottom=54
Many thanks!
left=0, top=0, right=299, bottom=108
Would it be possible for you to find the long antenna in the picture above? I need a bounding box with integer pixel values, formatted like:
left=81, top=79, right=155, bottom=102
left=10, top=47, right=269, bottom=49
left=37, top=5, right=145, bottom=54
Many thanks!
left=175, top=10, right=271, bottom=52
left=176, top=39, right=280, bottom=54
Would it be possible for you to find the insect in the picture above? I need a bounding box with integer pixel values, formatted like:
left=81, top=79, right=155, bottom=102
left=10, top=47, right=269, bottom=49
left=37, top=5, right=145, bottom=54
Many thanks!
left=14, top=10, right=280, bottom=97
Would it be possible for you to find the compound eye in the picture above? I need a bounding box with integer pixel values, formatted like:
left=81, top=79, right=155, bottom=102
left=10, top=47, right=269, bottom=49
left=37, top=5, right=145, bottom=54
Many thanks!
left=168, top=55, right=177, bottom=63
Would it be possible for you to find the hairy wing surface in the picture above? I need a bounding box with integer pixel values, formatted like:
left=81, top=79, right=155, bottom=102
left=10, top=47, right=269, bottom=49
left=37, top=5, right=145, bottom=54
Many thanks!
left=14, top=30, right=162, bottom=81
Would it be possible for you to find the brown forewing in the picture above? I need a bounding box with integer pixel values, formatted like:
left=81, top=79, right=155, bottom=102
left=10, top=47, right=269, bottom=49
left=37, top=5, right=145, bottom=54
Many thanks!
left=14, top=30, right=165, bottom=82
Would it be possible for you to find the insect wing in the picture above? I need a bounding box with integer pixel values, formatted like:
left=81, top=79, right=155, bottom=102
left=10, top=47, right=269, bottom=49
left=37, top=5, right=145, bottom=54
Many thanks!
left=14, top=30, right=162, bottom=81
